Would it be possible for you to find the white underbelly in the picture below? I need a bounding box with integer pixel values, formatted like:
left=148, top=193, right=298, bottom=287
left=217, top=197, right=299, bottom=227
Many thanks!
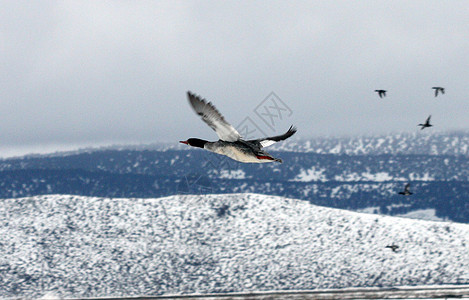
left=208, top=145, right=263, bottom=163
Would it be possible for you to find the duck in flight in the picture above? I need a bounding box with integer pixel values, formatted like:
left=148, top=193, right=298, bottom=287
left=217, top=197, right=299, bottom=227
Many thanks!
left=432, top=87, right=445, bottom=97
left=398, top=183, right=413, bottom=196
left=418, top=115, right=432, bottom=130
left=385, top=244, right=399, bottom=252
left=374, top=90, right=387, bottom=98
left=180, top=92, right=297, bottom=163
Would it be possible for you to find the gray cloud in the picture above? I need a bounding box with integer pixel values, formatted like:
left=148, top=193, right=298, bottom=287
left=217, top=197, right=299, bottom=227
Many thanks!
left=1, top=1, right=469, bottom=156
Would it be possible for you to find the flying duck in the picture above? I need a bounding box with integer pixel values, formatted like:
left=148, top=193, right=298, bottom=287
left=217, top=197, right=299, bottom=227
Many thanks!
left=375, top=90, right=387, bottom=98
left=385, top=244, right=399, bottom=252
left=180, top=92, right=297, bottom=163
left=432, top=87, right=445, bottom=97
left=418, top=115, right=433, bottom=130
left=398, top=183, right=413, bottom=196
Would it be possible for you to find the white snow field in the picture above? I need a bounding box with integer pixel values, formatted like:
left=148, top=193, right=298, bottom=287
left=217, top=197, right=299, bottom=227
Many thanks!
left=1, top=193, right=468, bottom=299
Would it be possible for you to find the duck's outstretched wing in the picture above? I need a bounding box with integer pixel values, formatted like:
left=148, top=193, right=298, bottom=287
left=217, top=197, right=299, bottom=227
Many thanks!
left=404, top=183, right=411, bottom=192
left=187, top=91, right=241, bottom=142
left=426, top=115, right=432, bottom=124
left=249, top=125, right=297, bottom=148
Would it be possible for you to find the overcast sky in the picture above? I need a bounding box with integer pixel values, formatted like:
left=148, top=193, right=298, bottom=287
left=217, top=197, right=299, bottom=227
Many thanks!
left=2, top=1, right=469, bottom=156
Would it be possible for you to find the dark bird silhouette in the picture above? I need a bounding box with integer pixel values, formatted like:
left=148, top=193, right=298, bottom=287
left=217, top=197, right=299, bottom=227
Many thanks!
left=180, top=92, right=297, bottom=163
left=398, top=183, right=413, bottom=196
left=418, top=115, right=433, bottom=130
left=386, top=244, right=399, bottom=252
left=432, top=87, right=445, bottom=97
left=375, top=90, right=387, bottom=98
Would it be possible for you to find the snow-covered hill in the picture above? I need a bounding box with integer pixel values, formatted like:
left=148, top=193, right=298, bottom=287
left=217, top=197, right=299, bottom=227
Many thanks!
left=2, top=131, right=469, bottom=223
left=134, top=131, right=469, bottom=155
left=13, top=130, right=467, bottom=157
left=1, top=193, right=468, bottom=299
left=272, top=131, right=469, bottom=155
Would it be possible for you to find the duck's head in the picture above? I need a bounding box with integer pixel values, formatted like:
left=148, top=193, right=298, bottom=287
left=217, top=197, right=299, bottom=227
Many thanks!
left=179, top=138, right=208, bottom=148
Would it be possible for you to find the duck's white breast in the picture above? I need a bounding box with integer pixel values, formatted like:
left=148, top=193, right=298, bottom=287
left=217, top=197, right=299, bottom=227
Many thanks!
left=206, top=144, right=262, bottom=163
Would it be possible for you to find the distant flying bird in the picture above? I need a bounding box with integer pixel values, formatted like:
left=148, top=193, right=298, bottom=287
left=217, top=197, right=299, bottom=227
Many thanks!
left=375, top=90, right=387, bottom=98
left=385, top=244, right=399, bottom=252
left=432, top=87, right=445, bottom=97
left=180, top=91, right=297, bottom=163
left=418, top=115, right=433, bottom=130
left=398, top=183, right=413, bottom=196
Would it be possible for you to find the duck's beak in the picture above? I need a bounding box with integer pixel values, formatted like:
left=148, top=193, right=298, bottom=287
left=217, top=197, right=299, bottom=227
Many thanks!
left=179, top=140, right=189, bottom=145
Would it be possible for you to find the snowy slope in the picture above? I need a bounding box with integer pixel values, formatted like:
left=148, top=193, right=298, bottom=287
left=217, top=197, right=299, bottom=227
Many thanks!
left=272, top=131, right=469, bottom=155
left=5, top=130, right=469, bottom=159
left=1, top=193, right=469, bottom=299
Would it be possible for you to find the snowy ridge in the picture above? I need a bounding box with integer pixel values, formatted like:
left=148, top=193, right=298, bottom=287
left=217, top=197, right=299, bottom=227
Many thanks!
left=1, top=149, right=469, bottom=222
left=272, top=131, right=469, bottom=155
left=1, top=193, right=468, bottom=298
left=6, top=131, right=469, bottom=160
